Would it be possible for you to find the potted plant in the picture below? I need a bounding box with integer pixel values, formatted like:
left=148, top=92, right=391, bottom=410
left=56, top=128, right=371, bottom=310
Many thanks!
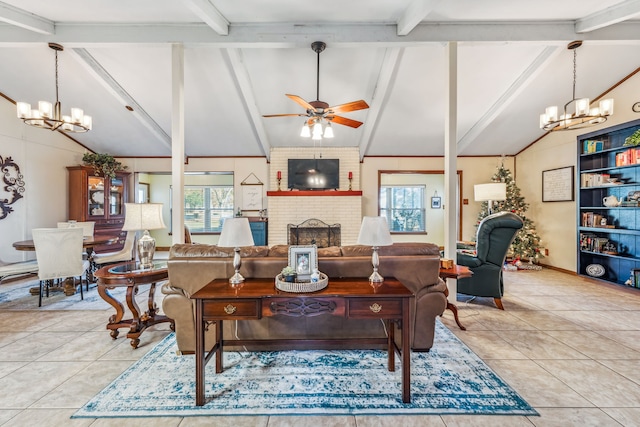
left=280, top=266, right=297, bottom=282
left=624, top=129, right=640, bottom=147
left=82, top=153, right=127, bottom=179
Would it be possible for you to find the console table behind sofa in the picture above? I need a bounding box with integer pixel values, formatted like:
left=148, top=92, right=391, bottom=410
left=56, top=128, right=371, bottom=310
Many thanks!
left=162, top=242, right=447, bottom=354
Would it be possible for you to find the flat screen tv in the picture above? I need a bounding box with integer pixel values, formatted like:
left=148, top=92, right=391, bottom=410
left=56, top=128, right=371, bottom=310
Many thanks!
left=288, top=159, right=339, bottom=190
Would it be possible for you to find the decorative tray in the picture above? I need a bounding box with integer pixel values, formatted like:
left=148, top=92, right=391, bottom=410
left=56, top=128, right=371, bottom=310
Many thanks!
left=275, top=272, right=328, bottom=293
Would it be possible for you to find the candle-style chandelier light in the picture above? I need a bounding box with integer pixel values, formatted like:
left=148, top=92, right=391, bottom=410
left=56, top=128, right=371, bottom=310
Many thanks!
left=539, top=41, right=613, bottom=132
left=16, top=43, right=92, bottom=133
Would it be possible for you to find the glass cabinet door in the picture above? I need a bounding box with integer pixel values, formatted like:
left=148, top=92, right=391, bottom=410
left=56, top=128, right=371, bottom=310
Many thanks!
left=88, top=176, right=106, bottom=217
left=110, top=177, right=124, bottom=216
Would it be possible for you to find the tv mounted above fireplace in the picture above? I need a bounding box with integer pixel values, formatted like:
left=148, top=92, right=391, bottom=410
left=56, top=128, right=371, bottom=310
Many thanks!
left=288, top=159, right=339, bottom=191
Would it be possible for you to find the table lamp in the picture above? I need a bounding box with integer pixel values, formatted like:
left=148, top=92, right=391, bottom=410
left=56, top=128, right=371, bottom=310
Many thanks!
left=122, top=203, right=166, bottom=268
left=356, top=216, right=393, bottom=282
left=218, top=217, right=255, bottom=284
left=474, top=183, right=507, bottom=215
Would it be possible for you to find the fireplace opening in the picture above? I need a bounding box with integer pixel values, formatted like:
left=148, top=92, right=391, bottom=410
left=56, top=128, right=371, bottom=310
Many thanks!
left=287, top=218, right=341, bottom=248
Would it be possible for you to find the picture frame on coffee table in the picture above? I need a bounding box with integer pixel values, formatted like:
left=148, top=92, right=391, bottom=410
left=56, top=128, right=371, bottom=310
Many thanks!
left=288, top=245, right=318, bottom=281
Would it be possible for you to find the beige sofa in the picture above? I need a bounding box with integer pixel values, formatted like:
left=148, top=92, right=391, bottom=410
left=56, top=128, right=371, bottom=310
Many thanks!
left=162, top=242, right=447, bottom=353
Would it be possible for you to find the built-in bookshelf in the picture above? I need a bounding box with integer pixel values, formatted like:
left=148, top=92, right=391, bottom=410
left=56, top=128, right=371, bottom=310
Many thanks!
left=577, top=118, right=640, bottom=288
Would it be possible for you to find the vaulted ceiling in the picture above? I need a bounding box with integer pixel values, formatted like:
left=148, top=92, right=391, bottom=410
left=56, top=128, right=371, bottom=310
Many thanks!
left=1, top=0, right=640, bottom=160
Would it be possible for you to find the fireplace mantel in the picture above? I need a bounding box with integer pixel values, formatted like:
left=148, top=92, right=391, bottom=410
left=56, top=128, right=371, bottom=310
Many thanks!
left=267, top=190, right=362, bottom=197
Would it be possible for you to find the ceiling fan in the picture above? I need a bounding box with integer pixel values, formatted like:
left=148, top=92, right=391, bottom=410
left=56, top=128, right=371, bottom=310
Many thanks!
left=263, top=41, right=369, bottom=131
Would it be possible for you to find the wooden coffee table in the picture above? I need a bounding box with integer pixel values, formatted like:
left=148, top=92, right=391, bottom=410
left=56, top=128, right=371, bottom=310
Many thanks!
left=191, top=277, right=413, bottom=406
left=95, top=261, right=174, bottom=348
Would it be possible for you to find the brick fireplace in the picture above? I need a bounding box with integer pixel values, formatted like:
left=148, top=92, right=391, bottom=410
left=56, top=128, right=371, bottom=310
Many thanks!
left=267, top=147, right=362, bottom=246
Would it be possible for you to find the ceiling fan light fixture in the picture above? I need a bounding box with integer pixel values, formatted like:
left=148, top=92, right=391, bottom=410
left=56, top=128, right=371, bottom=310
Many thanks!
left=312, top=121, right=323, bottom=138
left=16, top=42, right=92, bottom=133
left=263, top=41, right=369, bottom=138
left=539, top=41, right=613, bottom=132
left=300, top=122, right=311, bottom=137
left=323, top=121, right=334, bottom=138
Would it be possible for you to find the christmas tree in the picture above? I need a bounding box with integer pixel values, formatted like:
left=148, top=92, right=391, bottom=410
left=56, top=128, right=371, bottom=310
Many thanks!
left=476, top=161, right=545, bottom=265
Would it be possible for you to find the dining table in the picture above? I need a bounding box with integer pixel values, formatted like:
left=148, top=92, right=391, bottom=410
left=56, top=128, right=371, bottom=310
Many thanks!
left=13, top=234, right=120, bottom=294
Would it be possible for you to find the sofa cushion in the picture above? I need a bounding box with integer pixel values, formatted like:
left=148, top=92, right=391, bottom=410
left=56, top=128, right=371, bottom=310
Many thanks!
left=380, top=242, right=441, bottom=256
left=170, top=244, right=269, bottom=258
left=269, top=244, right=341, bottom=258
left=340, top=242, right=440, bottom=257
left=340, top=245, right=372, bottom=257
left=268, top=244, right=289, bottom=257
left=318, top=246, right=341, bottom=257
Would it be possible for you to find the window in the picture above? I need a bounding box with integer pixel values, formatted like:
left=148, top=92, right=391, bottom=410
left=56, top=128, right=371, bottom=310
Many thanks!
left=380, top=185, right=426, bottom=232
left=184, top=185, right=234, bottom=233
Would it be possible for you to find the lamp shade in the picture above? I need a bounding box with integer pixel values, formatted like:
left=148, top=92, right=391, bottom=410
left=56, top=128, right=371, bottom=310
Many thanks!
left=218, top=217, right=255, bottom=247
left=356, top=216, right=393, bottom=247
left=474, top=183, right=507, bottom=202
left=122, top=203, right=166, bottom=231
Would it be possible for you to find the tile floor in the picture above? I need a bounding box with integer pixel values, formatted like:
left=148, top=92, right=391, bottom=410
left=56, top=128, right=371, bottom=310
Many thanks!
left=0, top=266, right=639, bottom=426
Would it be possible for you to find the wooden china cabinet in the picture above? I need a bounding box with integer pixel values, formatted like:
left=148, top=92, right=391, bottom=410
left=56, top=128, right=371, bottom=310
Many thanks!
left=67, top=165, right=130, bottom=253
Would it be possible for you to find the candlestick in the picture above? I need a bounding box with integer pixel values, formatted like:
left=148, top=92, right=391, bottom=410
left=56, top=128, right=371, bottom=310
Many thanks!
left=348, top=171, right=353, bottom=190
left=277, top=171, right=282, bottom=191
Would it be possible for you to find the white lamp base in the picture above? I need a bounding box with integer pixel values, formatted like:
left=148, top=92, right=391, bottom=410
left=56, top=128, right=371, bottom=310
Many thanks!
left=137, top=230, right=156, bottom=268
left=369, top=246, right=384, bottom=283
left=229, top=247, right=245, bottom=284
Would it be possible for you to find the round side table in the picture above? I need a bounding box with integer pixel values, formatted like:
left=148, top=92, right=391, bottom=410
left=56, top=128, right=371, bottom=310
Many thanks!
left=95, top=260, right=174, bottom=348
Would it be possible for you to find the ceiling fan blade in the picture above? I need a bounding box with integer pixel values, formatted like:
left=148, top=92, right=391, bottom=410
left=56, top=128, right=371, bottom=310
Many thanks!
left=328, top=100, right=369, bottom=114
left=262, top=113, right=307, bottom=118
left=286, top=94, right=315, bottom=111
left=328, top=115, right=364, bottom=128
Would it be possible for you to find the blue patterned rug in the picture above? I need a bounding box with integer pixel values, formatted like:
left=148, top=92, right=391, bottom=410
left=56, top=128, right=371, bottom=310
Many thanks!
left=73, top=321, right=536, bottom=417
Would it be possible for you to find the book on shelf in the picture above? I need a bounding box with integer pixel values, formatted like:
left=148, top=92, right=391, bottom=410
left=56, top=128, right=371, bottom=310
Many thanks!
left=615, top=147, right=640, bottom=166
left=583, top=140, right=605, bottom=154
left=581, top=212, right=604, bottom=227
left=580, top=173, right=610, bottom=187
left=580, top=232, right=609, bottom=253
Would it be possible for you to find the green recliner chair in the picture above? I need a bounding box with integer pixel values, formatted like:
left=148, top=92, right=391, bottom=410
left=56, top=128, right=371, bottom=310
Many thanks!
left=456, top=211, right=524, bottom=310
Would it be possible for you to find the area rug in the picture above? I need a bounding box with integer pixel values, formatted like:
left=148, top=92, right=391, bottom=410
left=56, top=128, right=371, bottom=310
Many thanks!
left=73, top=321, right=537, bottom=417
left=0, top=278, right=151, bottom=311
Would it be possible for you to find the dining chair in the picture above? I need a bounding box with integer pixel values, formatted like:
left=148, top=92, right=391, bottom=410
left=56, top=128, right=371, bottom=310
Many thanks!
left=32, top=228, right=90, bottom=307
left=92, top=230, right=136, bottom=267
left=0, top=258, right=39, bottom=284
left=57, top=221, right=95, bottom=237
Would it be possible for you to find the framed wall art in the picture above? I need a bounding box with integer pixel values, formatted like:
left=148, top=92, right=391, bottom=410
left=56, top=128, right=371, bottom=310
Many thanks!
left=240, top=173, right=264, bottom=212
left=431, top=196, right=442, bottom=209
left=542, top=166, right=574, bottom=202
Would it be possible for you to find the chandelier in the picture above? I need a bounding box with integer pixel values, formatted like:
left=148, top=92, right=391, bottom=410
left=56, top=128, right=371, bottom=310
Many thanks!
left=16, top=43, right=92, bottom=133
left=300, top=117, right=334, bottom=140
left=539, top=41, right=613, bottom=132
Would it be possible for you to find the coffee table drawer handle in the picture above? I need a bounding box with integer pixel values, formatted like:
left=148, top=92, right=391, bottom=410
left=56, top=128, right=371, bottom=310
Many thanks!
left=369, top=303, right=382, bottom=313
left=224, top=304, right=237, bottom=315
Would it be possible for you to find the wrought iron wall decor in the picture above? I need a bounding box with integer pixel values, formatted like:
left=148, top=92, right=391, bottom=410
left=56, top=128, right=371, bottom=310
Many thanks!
left=0, top=155, right=25, bottom=220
